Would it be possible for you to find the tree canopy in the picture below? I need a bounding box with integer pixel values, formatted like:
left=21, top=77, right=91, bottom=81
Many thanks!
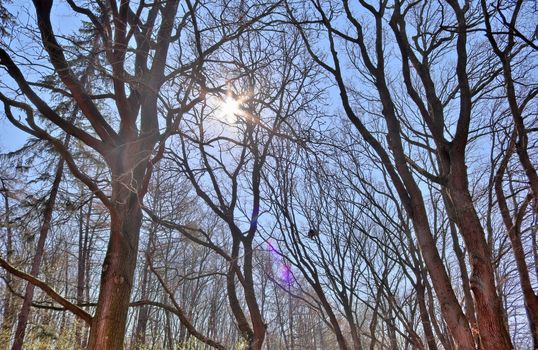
left=0, top=0, right=537, bottom=349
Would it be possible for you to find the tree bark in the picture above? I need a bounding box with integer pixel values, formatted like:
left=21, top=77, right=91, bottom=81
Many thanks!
left=410, top=205, right=476, bottom=350
left=446, top=154, right=513, bottom=350
left=242, top=239, right=266, bottom=350
left=442, top=192, right=480, bottom=347
left=87, top=154, right=146, bottom=349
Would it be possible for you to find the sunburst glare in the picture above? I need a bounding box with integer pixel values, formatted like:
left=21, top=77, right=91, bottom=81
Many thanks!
left=220, top=95, right=242, bottom=123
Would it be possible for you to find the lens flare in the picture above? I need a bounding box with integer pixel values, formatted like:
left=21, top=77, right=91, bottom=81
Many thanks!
left=267, top=240, right=294, bottom=286
left=281, top=264, right=293, bottom=285
left=221, top=95, right=241, bottom=122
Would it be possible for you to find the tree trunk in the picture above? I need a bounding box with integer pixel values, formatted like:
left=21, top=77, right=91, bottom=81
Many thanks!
left=507, top=221, right=538, bottom=348
left=425, top=273, right=453, bottom=350
left=1, top=180, right=15, bottom=349
left=442, top=191, right=480, bottom=347
left=342, top=297, right=362, bottom=350
left=11, top=157, right=64, bottom=350
left=495, top=147, right=538, bottom=347
left=416, top=274, right=439, bottom=350
left=75, top=196, right=92, bottom=348
left=386, top=305, right=400, bottom=350
left=242, top=240, right=266, bottom=350
left=288, top=289, right=295, bottom=350
left=443, top=1, right=512, bottom=345
left=311, top=280, right=349, bottom=350
left=409, top=202, right=476, bottom=350
left=226, top=240, right=254, bottom=346
left=134, top=166, right=161, bottom=349
left=447, top=162, right=513, bottom=349
left=87, top=167, right=144, bottom=350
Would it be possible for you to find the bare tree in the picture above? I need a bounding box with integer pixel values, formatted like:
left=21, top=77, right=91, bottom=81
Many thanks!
left=482, top=1, right=538, bottom=345
left=0, top=1, right=277, bottom=348
left=285, top=0, right=524, bottom=347
left=0, top=0, right=536, bottom=349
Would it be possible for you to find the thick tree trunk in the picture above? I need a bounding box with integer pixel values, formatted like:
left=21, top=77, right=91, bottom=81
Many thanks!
left=87, top=169, right=144, bottom=350
left=408, top=201, right=476, bottom=350
left=226, top=240, right=255, bottom=348
left=444, top=2, right=512, bottom=345
left=447, top=162, right=513, bottom=349
left=371, top=65, right=476, bottom=349
left=442, top=191, right=480, bottom=347
left=242, top=241, right=266, bottom=350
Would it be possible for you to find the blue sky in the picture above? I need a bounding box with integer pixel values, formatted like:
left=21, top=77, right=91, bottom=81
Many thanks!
left=1, top=1, right=80, bottom=153
left=0, top=118, right=27, bottom=152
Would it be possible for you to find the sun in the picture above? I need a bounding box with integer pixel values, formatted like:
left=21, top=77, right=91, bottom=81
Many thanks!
left=220, top=95, right=242, bottom=122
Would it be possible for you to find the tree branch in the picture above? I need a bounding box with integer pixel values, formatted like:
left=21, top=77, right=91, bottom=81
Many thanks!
left=0, top=257, right=92, bottom=325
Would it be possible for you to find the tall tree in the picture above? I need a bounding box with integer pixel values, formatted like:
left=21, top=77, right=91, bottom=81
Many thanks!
left=0, top=1, right=276, bottom=348
left=286, top=0, right=515, bottom=347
